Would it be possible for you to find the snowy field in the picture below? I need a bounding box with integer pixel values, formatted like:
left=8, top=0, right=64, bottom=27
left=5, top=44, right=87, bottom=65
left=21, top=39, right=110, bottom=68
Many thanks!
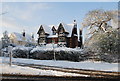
left=0, top=57, right=119, bottom=72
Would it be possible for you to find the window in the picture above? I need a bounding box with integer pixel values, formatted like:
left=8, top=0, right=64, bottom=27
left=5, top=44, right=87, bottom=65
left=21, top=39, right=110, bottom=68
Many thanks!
left=39, top=38, right=45, bottom=43
left=59, top=37, right=65, bottom=42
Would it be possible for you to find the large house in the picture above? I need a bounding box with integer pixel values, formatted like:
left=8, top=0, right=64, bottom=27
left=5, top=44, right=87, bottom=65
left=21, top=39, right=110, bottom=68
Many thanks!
left=37, top=20, right=83, bottom=48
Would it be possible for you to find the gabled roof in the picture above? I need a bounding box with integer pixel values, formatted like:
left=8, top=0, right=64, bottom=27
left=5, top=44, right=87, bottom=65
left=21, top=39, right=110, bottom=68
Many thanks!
left=49, top=25, right=58, bottom=30
left=48, top=25, right=58, bottom=38
left=39, top=25, right=58, bottom=38
left=41, top=24, right=51, bottom=34
left=60, top=23, right=74, bottom=37
left=38, top=22, right=75, bottom=38
left=52, top=26, right=56, bottom=31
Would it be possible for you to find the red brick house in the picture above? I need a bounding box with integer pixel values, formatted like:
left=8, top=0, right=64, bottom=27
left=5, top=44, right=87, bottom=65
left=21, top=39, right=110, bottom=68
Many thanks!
left=37, top=20, right=83, bottom=48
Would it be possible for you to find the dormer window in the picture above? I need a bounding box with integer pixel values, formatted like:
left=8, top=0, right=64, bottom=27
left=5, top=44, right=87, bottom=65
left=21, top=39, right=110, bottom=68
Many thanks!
left=52, top=26, right=56, bottom=35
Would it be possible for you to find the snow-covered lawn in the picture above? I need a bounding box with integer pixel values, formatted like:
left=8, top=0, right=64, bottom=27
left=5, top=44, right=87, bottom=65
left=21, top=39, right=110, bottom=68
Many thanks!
left=0, top=57, right=119, bottom=72
left=0, top=63, right=85, bottom=76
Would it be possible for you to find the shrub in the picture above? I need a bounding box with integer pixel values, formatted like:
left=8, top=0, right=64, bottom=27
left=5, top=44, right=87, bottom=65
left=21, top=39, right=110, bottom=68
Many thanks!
left=12, top=47, right=33, bottom=58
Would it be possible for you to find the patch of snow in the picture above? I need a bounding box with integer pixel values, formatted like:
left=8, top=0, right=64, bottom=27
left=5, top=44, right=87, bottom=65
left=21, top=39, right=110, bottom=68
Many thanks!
left=1, top=63, right=86, bottom=76
left=30, top=44, right=81, bottom=53
left=41, top=24, right=52, bottom=34
left=48, top=34, right=58, bottom=38
left=12, top=46, right=33, bottom=51
left=61, top=22, right=74, bottom=37
left=74, top=34, right=78, bottom=36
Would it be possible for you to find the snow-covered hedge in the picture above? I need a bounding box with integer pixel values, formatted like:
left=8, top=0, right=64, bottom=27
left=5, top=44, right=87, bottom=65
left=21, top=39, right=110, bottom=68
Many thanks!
left=12, top=46, right=89, bottom=62
left=12, top=46, right=33, bottom=58
left=11, top=44, right=119, bottom=63
left=30, top=46, right=84, bottom=62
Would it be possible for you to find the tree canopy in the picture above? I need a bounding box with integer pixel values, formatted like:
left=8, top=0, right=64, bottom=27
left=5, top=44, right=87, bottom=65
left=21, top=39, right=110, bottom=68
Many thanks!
left=82, top=9, right=118, bottom=34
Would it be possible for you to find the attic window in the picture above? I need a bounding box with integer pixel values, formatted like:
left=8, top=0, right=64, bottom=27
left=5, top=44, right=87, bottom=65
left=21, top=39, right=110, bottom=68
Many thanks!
left=39, top=38, right=45, bottom=43
left=52, top=31, right=56, bottom=35
left=41, top=31, right=44, bottom=34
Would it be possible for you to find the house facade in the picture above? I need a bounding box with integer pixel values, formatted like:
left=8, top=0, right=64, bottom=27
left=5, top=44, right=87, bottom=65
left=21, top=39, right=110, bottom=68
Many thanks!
left=37, top=20, right=83, bottom=48
left=9, top=31, right=36, bottom=46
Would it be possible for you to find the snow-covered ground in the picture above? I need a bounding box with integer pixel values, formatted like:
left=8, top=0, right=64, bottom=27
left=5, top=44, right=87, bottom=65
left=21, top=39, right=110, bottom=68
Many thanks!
left=0, top=57, right=119, bottom=72
left=0, top=63, right=86, bottom=76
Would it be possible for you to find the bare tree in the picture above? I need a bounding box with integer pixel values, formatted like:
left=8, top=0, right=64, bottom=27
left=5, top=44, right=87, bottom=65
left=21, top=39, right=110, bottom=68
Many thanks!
left=81, top=9, right=117, bottom=34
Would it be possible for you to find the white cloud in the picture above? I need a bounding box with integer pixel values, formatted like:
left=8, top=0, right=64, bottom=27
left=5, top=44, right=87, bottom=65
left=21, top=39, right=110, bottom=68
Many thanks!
left=21, top=3, right=51, bottom=21
left=29, top=3, right=51, bottom=10
left=0, top=3, right=51, bottom=39
left=1, top=17, right=23, bottom=30
left=0, top=19, right=39, bottom=40
left=2, top=3, right=51, bottom=22
left=0, top=15, right=39, bottom=39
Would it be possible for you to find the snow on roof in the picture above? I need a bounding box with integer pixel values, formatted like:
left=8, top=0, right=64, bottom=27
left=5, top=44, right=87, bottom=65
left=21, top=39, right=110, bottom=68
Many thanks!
left=61, top=23, right=74, bottom=37
left=48, top=25, right=58, bottom=30
left=41, top=22, right=75, bottom=37
left=41, top=24, right=51, bottom=34
left=42, top=25, right=59, bottom=38
left=11, top=32, right=34, bottom=43
left=11, top=32, right=23, bottom=41
left=47, top=34, right=58, bottom=38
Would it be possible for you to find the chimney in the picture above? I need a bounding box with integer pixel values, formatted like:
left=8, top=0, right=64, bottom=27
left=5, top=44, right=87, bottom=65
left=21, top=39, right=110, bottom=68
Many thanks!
left=73, top=20, right=77, bottom=28
left=79, top=29, right=82, bottom=35
left=22, top=30, right=25, bottom=37
left=31, top=33, right=34, bottom=38
left=79, top=29, right=83, bottom=48
left=74, top=20, right=76, bottom=23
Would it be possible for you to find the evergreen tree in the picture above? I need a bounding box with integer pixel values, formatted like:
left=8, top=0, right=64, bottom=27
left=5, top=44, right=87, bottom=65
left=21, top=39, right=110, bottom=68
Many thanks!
left=2, top=31, right=10, bottom=48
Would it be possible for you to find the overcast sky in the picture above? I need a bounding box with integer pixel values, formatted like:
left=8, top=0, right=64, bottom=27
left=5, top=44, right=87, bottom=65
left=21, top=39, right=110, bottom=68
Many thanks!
left=0, top=1, right=118, bottom=41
